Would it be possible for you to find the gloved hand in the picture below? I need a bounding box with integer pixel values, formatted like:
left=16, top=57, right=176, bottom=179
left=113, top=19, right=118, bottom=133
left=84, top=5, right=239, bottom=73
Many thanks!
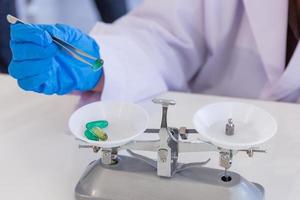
left=9, top=23, right=103, bottom=95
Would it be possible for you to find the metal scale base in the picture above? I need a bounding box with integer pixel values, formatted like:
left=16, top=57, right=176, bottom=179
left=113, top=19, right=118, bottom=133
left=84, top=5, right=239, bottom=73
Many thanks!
left=75, top=155, right=264, bottom=200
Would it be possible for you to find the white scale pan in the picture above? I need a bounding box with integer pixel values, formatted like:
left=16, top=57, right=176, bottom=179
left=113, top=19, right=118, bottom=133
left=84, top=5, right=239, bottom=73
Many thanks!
left=69, top=101, right=149, bottom=148
left=193, top=102, right=277, bottom=150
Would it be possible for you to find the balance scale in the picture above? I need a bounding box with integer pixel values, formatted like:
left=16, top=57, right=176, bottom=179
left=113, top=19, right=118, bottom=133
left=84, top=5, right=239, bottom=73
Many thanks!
left=69, top=99, right=277, bottom=200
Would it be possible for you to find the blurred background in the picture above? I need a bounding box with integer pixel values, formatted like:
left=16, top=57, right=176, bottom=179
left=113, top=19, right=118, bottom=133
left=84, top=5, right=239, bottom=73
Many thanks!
left=0, top=0, right=143, bottom=73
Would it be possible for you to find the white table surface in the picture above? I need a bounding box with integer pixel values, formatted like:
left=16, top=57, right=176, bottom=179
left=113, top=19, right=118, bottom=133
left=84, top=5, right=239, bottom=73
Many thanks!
left=1, top=74, right=300, bottom=200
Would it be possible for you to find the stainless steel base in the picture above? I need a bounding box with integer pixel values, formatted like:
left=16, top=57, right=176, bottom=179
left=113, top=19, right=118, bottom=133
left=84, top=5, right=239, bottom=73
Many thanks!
left=75, top=155, right=264, bottom=200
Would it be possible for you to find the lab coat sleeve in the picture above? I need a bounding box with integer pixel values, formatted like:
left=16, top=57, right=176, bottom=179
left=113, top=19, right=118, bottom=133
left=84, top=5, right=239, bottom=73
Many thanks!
left=90, top=0, right=207, bottom=102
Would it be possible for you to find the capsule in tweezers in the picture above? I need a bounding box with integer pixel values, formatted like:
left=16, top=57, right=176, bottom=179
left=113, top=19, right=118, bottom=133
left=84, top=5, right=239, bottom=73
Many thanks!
left=92, top=59, right=104, bottom=71
left=90, top=127, right=108, bottom=141
left=86, top=120, right=109, bottom=129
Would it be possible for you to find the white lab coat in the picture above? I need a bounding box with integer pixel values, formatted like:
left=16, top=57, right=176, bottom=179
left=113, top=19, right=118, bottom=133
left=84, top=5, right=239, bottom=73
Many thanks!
left=90, top=0, right=300, bottom=103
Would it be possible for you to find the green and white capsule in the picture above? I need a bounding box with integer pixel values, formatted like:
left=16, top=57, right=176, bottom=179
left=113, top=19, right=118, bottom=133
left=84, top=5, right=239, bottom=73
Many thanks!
left=90, top=127, right=108, bottom=141
left=84, top=129, right=99, bottom=141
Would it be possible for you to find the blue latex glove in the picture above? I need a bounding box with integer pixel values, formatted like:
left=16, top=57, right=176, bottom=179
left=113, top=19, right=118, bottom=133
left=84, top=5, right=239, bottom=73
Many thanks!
left=9, top=23, right=103, bottom=95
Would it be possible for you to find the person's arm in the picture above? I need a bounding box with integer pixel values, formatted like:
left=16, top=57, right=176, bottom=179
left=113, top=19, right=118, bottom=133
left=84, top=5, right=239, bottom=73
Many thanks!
left=9, top=0, right=206, bottom=102
left=90, top=0, right=207, bottom=101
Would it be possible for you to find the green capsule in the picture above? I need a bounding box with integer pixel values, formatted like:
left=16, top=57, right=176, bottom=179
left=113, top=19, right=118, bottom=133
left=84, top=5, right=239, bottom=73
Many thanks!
left=90, top=127, right=108, bottom=141
left=84, top=129, right=99, bottom=141
left=86, top=120, right=109, bottom=129
left=92, top=59, right=104, bottom=71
